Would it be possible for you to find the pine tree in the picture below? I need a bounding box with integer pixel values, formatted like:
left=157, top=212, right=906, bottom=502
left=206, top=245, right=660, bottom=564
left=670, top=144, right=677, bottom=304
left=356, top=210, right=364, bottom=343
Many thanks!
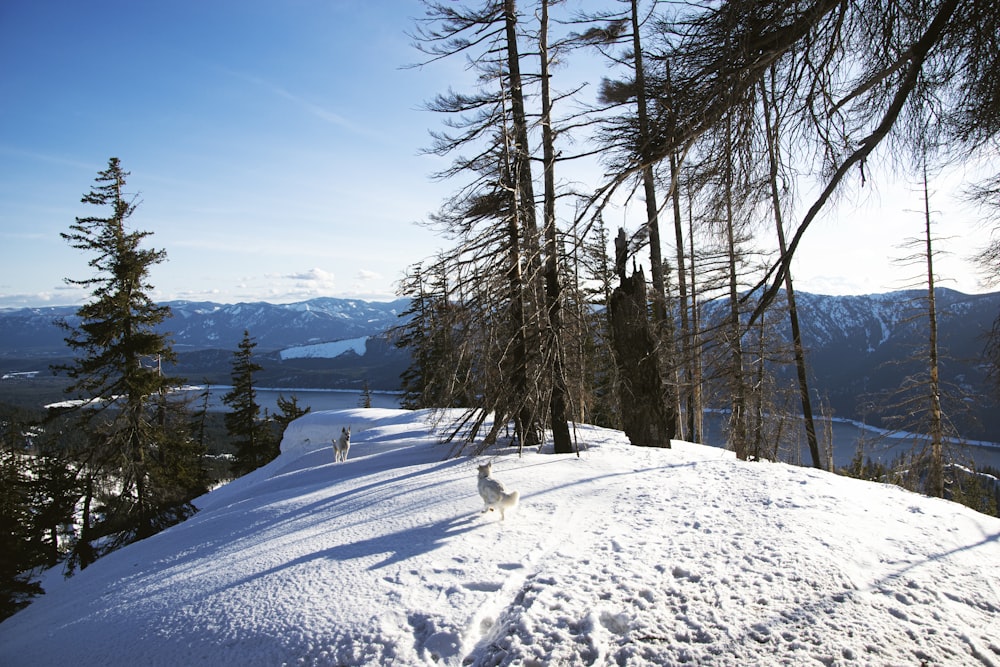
left=0, top=438, right=44, bottom=620
left=358, top=382, right=373, bottom=409
left=223, top=331, right=276, bottom=476
left=55, top=157, right=187, bottom=550
left=274, top=394, right=310, bottom=438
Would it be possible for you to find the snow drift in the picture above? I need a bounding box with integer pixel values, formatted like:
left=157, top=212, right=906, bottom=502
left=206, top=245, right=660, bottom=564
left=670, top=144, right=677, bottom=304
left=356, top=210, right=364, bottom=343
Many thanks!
left=1, top=408, right=997, bottom=666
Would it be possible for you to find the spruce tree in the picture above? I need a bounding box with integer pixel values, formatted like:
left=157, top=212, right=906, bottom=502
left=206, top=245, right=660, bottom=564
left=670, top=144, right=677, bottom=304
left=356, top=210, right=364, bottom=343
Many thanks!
left=56, top=157, right=187, bottom=550
left=274, top=394, right=310, bottom=441
left=223, top=331, right=276, bottom=476
left=0, top=440, right=43, bottom=620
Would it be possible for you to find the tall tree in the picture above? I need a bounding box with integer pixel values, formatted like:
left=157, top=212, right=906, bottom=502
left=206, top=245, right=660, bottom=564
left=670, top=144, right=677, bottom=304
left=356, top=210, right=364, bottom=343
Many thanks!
left=920, top=165, right=945, bottom=498
left=223, top=330, right=276, bottom=476
left=538, top=0, right=573, bottom=453
left=410, top=0, right=573, bottom=451
left=760, top=71, right=822, bottom=470
left=56, top=157, right=185, bottom=547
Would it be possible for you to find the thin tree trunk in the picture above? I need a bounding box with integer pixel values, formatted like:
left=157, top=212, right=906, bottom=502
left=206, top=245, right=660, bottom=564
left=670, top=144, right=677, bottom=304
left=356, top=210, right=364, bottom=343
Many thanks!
left=723, top=117, right=747, bottom=460
left=670, top=152, right=692, bottom=441
left=760, top=75, right=823, bottom=469
left=923, top=163, right=944, bottom=498
left=687, top=190, right=704, bottom=443
left=539, top=0, right=572, bottom=454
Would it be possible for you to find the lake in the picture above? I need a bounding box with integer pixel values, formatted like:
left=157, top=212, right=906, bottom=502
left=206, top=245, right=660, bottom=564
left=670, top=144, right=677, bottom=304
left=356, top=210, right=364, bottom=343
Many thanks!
left=183, top=387, right=1000, bottom=472
left=699, top=412, right=1000, bottom=472
left=178, top=386, right=404, bottom=413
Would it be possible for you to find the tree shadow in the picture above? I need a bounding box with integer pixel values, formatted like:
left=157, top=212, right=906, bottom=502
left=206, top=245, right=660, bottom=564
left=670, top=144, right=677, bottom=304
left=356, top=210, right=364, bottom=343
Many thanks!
left=214, top=512, right=484, bottom=597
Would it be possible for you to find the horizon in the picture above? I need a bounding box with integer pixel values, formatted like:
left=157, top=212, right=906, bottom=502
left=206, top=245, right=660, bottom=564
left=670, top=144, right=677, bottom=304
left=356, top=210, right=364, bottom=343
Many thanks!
left=3, top=283, right=997, bottom=313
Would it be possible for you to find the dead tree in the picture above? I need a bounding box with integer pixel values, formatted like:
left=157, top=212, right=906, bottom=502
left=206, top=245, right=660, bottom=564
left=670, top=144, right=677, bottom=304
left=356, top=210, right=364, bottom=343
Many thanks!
left=608, top=228, right=676, bottom=447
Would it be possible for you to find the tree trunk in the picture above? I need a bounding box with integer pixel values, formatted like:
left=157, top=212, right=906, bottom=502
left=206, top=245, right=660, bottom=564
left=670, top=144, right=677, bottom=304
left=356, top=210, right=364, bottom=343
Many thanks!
left=504, top=0, right=544, bottom=448
left=723, top=119, right=748, bottom=461
left=670, top=152, right=693, bottom=441
left=609, top=229, right=675, bottom=447
left=539, top=0, right=573, bottom=454
left=923, top=164, right=945, bottom=498
left=686, top=192, right=704, bottom=443
left=760, top=75, right=822, bottom=469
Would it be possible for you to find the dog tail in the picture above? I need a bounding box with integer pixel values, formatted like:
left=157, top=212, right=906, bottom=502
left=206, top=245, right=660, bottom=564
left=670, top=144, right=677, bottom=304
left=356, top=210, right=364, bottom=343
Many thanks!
left=501, top=489, right=519, bottom=509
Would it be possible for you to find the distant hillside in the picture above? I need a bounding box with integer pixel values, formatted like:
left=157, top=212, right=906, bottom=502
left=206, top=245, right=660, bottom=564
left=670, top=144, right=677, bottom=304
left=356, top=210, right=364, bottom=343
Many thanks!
left=1, top=290, right=998, bottom=437
left=0, top=297, right=409, bottom=356
left=701, top=287, right=1000, bottom=440
left=0, top=297, right=412, bottom=392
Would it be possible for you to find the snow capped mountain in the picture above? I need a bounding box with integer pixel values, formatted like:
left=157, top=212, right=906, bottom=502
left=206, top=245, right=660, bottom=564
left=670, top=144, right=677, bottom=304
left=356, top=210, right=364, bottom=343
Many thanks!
left=162, top=297, right=409, bottom=351
left=1, top=409, right=997, bottom=665
left=788, top=288, right=1000, bottom=352
left=1, top=290, right=997, bottom=433
left=2, top=289, right=994, bottom=359
left=0, top=297, right=410, bottom=356
left=699, top=288, right=1000, bottom=439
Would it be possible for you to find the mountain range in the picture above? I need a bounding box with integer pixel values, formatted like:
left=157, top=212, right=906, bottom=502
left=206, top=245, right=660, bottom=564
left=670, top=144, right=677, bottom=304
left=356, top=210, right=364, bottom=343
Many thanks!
left=1, top=289, right=998, bottom=439
left=745, top=288, right=1000, bottom=440
left=0, top=297, right=413, bottom=392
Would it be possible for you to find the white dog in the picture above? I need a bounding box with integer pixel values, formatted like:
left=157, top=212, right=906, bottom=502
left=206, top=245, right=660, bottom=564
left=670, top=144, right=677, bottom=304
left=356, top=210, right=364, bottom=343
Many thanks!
left=477, top=462, right=519, bottom=520
left=333, top=426, right=351, bottom=463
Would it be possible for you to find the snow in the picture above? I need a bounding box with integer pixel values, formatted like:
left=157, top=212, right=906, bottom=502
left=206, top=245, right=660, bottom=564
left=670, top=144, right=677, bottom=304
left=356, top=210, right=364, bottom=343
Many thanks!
left=1, top=408, right=998, bottom=666
left=280, top=337, right=368, bottom=360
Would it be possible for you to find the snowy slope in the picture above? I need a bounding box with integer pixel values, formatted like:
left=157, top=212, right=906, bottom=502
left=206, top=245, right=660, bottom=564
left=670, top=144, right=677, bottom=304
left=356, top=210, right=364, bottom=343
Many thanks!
left=1, top=409, right=998, bottom=666
left=279, top=337, right=368, bottom=360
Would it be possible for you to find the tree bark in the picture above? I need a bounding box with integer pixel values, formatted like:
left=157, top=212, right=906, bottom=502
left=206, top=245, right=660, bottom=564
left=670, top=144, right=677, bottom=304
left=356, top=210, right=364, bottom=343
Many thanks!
left=923, top=164, right=944, bottom=498
left=760, top=74, right=823, bottom=470
left=539, top=0, right=573, bottom=454
left=609, top=229, right=675, bottom=447
left=503, top=0, right=543, bottom=447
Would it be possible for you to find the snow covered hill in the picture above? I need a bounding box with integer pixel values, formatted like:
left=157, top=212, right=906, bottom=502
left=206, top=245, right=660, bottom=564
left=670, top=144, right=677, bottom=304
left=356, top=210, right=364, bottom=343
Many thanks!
left=279, top=336, right=368, bottom=360
left=1, top=409, right=998, bottom=666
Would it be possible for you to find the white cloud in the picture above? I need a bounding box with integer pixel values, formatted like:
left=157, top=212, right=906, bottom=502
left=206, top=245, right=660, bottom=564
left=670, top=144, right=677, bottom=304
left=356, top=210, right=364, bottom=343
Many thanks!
left=354, top=269, right=381, bottom=282
left=287, top=268, right=336, bottom=286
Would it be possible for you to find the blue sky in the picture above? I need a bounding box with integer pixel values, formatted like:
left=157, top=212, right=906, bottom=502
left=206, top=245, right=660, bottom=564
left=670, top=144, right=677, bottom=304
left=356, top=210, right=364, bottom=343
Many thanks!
left=0, top=0, right=994, bottom=309
left=0, top=0, right=461, bottom=308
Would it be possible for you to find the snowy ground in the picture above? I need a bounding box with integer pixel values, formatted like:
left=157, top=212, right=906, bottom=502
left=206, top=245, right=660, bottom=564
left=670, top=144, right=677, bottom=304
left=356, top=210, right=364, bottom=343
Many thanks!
left=1, top=408, right=998, bottom=666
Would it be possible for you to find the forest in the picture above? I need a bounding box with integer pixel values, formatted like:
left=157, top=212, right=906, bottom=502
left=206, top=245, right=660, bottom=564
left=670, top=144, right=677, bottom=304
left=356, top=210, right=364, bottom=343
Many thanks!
left=394, top=0, right=1000, bottom=493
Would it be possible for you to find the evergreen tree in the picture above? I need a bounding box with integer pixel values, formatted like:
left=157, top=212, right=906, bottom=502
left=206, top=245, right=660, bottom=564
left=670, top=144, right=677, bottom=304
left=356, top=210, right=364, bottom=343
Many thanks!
left=55, top=157, right=189, bottom=553
left=147, top=395, right=209, bottom=519
left=0, top=433, right=44, bottom=620
left=274, top=394, right=310, bottom=440
left=223, top=331, right=276, bottom=476
left=358, top=382, right=373, bottom=409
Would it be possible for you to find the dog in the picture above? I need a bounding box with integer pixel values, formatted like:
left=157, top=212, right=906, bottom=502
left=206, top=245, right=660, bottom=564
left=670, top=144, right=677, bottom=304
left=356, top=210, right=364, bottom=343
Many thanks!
left=333, top=426, right=351, bottom=463
left=477, top=462, right=519, bottom=520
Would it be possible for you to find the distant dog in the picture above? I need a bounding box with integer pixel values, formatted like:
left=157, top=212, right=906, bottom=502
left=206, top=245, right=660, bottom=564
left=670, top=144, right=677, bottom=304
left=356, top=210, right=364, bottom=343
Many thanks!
left=333, top=426, right=351, bottom=462
left=477, top=462, right=519, bottom=520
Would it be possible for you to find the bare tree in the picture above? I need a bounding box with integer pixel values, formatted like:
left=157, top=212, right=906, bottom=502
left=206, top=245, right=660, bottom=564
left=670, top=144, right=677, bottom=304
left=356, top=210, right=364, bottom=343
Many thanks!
left=759, top=70, right=823, bottom=469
